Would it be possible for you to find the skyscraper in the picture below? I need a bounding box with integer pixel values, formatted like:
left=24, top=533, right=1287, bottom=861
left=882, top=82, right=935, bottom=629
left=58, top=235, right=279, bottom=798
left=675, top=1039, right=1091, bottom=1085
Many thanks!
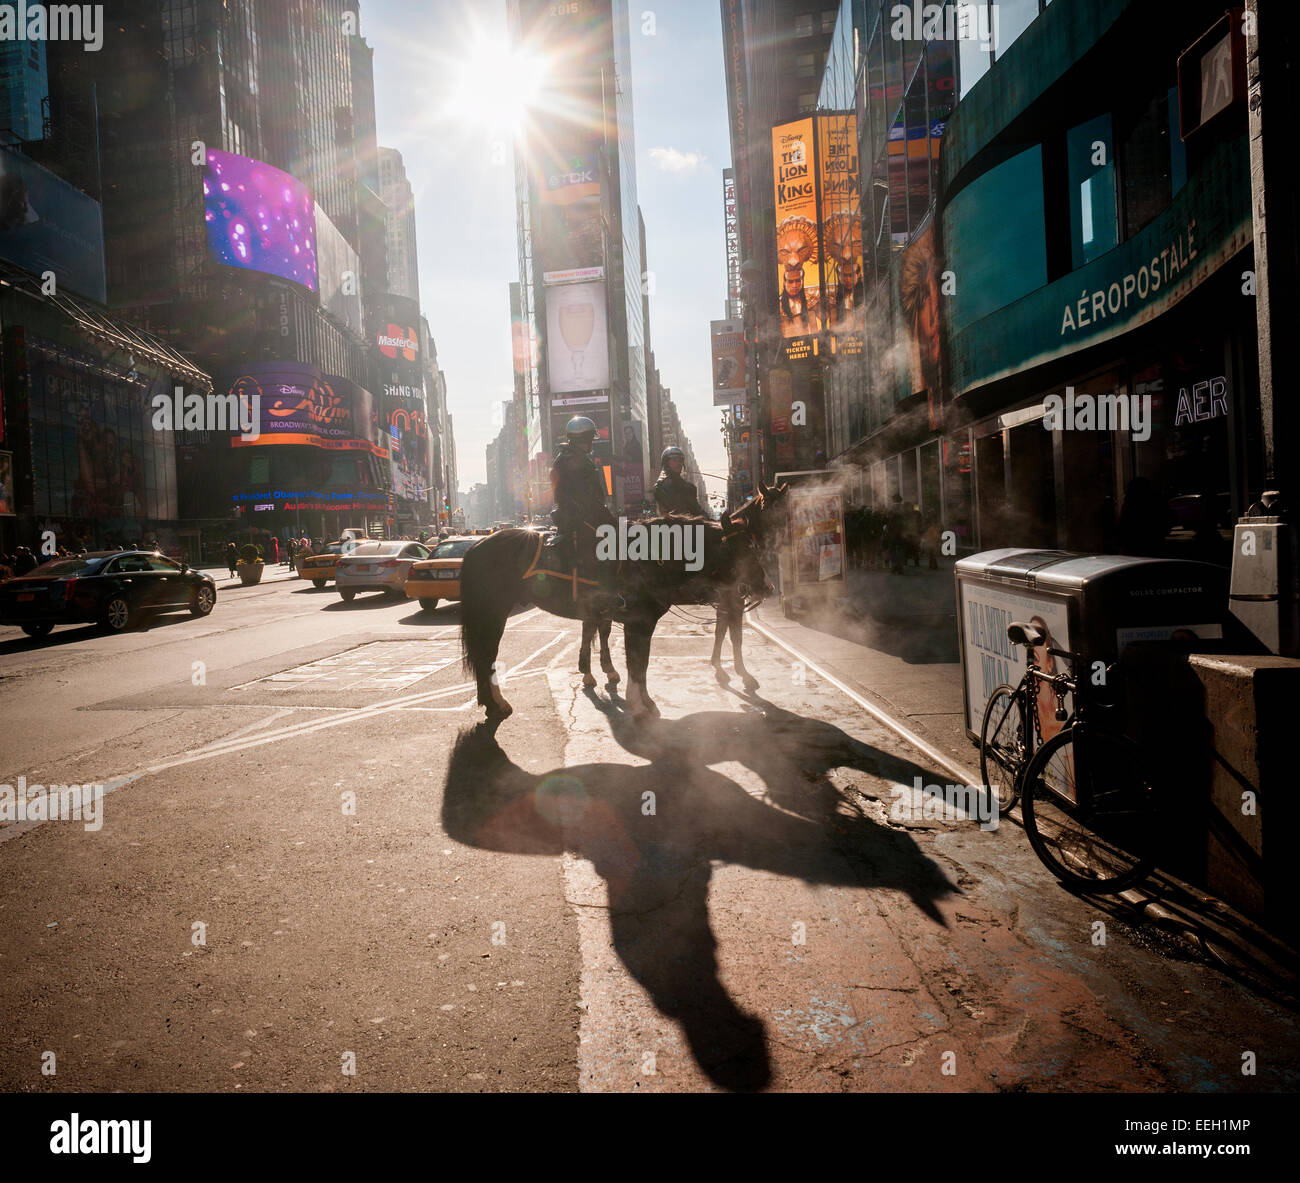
left=507, top=0, right=646, bottom=511
left=378, top=146, right=420, bottom=304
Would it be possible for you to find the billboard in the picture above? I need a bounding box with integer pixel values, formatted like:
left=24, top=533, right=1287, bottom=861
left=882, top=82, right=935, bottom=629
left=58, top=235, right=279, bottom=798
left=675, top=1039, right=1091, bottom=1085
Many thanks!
left=549, top=400, right=612, bottom=464
left=723, top=168, right=742, bottom=318
left=817, top=113, right=862, bottom=349
left=0, top=144, right=106, bottom=303
left=546, top=280, right=609, bottom=394
left=620, top=420, right=645, bottom=505
left=710, top=318, right=746, bottom=406
left=315, top=203, right=363, bottom=336
left=772, top=119, right=821, bottom=347
left=898, top=217, right=943, bottom=429
left=222, top=363, right=388, bottom=456
left=372, top=293, right=423, bottom=400
left=203, top=151, right=317, bottom=292
left=789, top=488, right=845, bottom=585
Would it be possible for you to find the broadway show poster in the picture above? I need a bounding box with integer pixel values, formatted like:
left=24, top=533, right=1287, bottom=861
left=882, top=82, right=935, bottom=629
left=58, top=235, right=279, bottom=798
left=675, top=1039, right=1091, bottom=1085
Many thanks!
left=897, top=216, right=943, bottom=429
left=818, top=113, right=863, bottom=349
left=710, top=318, right=746, bottom=407
left=789, top=488, right=845, bottom=585
left=772, top=119, right=821, bottom=344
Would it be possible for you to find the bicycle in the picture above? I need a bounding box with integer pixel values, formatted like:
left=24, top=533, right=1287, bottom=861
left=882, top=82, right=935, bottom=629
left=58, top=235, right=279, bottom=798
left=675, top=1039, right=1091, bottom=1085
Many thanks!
left=980, top=621, right=1159, bottom=894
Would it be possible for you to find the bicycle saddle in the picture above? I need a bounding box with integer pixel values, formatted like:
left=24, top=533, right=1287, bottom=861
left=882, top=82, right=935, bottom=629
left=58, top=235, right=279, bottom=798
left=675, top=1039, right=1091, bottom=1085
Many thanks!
left=1007, top=621, right=1044, bottom=647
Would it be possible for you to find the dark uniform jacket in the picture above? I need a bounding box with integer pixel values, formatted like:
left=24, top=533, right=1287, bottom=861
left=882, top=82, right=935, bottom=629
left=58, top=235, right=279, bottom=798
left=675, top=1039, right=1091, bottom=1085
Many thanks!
left=653, top=473, right=702, bottom=517
left=551, top=443, right=612, bottom=530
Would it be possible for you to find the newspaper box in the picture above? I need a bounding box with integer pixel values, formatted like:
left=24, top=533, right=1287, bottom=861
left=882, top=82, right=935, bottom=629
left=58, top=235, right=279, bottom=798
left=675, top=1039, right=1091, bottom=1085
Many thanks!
left=954, top=549, right=1229, bottom=742
left=779, top=486, right=846, bottom=616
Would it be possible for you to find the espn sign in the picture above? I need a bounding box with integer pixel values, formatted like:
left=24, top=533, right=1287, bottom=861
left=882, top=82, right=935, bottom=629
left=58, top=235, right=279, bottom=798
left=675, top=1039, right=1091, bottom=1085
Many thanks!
left=1178, top=8, right=1246, bottom=139
left=376, top=324, right=418, bottom=361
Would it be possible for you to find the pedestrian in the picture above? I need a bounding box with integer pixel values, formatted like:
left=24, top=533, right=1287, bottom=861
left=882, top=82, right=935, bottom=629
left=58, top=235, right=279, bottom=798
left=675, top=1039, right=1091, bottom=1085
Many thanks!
left=226, top=541, right=238, bottom=578
left=270, top=535, right=280, bottom=566
left=14, top=546, right=37, bottom=575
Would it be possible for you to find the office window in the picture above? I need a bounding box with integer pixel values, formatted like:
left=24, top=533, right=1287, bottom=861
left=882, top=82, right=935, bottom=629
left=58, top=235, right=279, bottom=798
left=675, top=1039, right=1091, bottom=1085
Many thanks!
left=795, top=52, right=816, bottom=79
left=795, top=13, right=814, bottom=37
left=798, top=92, right=817, bottom=113
left=1121, top=90, right=1180, bottom=240
left=1068, top=114, right=1117, bottom=268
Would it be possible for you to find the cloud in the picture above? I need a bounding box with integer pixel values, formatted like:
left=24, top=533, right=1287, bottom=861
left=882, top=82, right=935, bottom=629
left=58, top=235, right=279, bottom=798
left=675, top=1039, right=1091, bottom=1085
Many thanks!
left=648, top=146, right=706, bottom=174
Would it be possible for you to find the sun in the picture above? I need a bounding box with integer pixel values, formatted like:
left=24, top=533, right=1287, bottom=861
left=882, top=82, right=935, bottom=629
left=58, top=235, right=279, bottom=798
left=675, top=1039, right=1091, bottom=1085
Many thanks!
left=444, top=33, right=549, bottom=133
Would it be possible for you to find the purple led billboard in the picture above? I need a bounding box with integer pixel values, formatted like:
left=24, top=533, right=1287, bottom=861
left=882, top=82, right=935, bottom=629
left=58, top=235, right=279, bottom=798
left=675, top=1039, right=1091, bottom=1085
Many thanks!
left=203, top=151, right=317, bottom=292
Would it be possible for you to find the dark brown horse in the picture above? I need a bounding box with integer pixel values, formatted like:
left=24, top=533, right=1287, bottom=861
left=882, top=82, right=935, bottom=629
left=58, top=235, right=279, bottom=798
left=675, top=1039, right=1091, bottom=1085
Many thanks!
left=460, top=514, right=771, bottom=719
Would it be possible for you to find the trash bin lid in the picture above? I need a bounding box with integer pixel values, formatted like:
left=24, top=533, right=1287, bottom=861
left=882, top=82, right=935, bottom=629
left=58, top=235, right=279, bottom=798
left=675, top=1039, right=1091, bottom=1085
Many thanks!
left=1029, top=554, right=1228, bottom=593
left=955, top=548, right=1074, bottom=580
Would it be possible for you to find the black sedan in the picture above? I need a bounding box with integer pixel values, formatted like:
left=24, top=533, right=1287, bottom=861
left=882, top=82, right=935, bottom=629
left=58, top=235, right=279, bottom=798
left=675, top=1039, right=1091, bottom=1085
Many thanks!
left=0, top=551, right=217, bottom=639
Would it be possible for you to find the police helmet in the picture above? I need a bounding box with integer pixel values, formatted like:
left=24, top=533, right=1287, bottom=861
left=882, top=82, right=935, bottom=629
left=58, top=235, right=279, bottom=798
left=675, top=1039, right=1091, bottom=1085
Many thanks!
left=565, top=416, right=597, bottom=442
left=661, top=446, right=685, bottom=469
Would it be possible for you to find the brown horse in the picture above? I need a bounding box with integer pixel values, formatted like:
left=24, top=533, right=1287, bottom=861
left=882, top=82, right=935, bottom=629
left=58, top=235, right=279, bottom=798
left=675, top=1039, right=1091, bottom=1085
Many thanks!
left=460, top=514, right=771, bottom=719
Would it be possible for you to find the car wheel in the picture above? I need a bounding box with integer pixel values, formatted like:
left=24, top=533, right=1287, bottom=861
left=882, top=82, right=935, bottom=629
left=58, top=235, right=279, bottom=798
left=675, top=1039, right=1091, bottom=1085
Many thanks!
left=419, top=598, right=438, bottom=612
left=312, top=579, right=326, bottom=589
left=190, top=585, right=216, bottom=617
left=339, top=589, right=356, bottom=602
left=20, top=622, right=54, bottom=638
left=101, top=595, right=133, bottom=632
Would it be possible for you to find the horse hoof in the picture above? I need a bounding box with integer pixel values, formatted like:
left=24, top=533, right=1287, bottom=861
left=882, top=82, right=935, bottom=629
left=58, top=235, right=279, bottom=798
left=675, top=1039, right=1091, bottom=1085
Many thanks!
left=603, top=669, right=621, bottom=685
left=582, top=672, right=597, bottom=688
left=742, top=675, right=759, bottom=691
left=715, top=667, right=730, bottom=685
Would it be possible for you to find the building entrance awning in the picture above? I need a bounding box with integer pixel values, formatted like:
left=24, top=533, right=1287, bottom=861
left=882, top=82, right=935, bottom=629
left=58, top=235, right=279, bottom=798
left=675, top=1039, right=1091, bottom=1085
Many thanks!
left=0, top=262, right=212, bottom=393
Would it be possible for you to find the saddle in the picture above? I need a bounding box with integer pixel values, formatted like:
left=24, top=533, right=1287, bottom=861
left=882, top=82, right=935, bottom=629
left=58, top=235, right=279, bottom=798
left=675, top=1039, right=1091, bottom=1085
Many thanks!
left=525, top=529, right=604, bottom=604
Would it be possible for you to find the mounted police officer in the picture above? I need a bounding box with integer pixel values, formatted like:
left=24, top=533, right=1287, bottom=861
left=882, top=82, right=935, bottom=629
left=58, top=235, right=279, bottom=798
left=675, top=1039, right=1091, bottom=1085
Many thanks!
left=653, top=446, right=703, bottom=517
left=550, top=416, right=621, bottom=612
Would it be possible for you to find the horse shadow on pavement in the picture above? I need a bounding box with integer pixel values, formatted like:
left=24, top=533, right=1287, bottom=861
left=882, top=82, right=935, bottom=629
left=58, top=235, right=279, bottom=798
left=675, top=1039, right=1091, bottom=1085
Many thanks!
left=442, top=696, right=959, bottom=1092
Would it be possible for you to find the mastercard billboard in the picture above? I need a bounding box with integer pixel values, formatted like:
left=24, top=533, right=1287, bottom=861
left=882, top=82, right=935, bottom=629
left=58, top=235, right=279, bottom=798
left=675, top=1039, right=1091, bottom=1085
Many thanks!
left=370, top=294, right=423, bottom=399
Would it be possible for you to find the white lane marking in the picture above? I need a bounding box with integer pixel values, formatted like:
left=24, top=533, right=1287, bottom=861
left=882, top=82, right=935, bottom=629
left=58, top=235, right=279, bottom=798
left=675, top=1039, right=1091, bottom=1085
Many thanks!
left=747, top=619, right=980, bottom=787
left=0, top=628, right=575, bottom=844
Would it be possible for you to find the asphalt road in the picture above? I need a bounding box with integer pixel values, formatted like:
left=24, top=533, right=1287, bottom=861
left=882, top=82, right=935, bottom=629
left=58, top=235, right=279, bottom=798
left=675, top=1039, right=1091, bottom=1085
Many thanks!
left=1, top=568, right=1298, bottom=1092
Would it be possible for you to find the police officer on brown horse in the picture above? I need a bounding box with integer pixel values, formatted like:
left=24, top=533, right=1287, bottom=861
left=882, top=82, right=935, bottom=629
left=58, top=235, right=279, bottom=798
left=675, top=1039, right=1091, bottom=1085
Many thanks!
left=652, top=446, right=703, bottom=517
left=550, top=416, right=622, bottom=613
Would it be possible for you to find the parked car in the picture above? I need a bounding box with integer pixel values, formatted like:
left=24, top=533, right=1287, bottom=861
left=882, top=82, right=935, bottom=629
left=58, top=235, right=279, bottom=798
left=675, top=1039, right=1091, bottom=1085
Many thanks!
left=0, top=551, right=216, bottom=639
left=405, top=536, right=478, bottom=612
left=334, top=541, right=431, bottom=601
left=298, top=541, right=349, bottom=588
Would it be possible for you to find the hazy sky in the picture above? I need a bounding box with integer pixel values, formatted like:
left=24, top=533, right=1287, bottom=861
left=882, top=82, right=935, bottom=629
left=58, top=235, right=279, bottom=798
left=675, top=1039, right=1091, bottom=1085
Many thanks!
left=363, top=0, right=733, bottom=495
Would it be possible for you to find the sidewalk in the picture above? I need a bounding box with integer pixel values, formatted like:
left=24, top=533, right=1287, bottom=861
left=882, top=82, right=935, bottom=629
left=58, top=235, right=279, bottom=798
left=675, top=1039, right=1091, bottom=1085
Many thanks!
left=198, top=563, right=305, bottom=589
left=754, top=558, right=971, bottom=775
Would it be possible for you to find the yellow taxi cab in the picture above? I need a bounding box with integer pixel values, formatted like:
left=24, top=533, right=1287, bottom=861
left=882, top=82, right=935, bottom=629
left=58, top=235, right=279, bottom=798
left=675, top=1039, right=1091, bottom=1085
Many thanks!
left=298, top=541, right=348, bottom=588
left=405, top=536, right=478, bottom=611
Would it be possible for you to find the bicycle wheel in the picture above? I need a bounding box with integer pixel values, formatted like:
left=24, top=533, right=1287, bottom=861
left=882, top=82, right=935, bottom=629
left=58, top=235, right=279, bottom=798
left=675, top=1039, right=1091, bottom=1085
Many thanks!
left=1020, top=727, right=1158, bottom=894
left=979, top=684, right=1025, bottom=815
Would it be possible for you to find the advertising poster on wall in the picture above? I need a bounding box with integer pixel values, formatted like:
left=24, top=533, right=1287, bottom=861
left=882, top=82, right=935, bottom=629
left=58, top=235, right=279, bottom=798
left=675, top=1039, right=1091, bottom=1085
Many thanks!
left=789, top=488, right=845, bottom=585
left=818, top=113, right=863, bottom=353
left=620, top=420, right=645, bottom=505
left=767, top=368, right=795, bottom=467
left=546, top=280, right=609, bottom=393
left=0, top=145, right=107, bottom=304
left=772, top=119, right=821, bottom=349
left=203, top=151, right=317, bottom=292
left=0, top=450, right=13, bottom=515
left=710, top=318, right=746, bottom=407
left=897, top=217, right=944, bottom=429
